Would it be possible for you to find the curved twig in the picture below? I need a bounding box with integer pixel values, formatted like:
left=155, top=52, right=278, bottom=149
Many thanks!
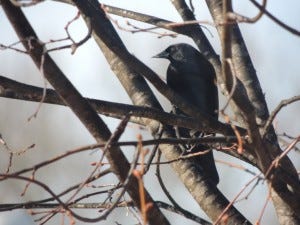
left=249, top=0, right=300, bottom=36
left=263, top=95, right=300, bottom=137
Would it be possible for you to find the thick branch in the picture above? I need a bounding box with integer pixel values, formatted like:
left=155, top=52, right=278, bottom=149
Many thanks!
left=206, top=0, right=300, bottom=223
left=66, top=0, right=253, bottom=223
left=53, top=0, right=249, bottom=127
left=170, top=0, right=250, bottom=129
left=1, top=1, right=169, bottom=225
left=0, top=75, right=246, bottom=136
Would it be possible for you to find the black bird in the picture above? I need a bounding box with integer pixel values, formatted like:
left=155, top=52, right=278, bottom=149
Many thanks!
left=153, top=43, right=219, bottom=185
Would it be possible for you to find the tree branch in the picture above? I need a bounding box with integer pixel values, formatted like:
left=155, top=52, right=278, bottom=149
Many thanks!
left=0, top=75, right=246, bottom=136
left=263, top=95, right=300, bottom=137
left=249, top=0, right=300, bottom=36
left=1, top=1, right=169, bottom=225
left=206, top=0, right=300, bottom=223
left=53, top=0, right=249, bottom=126
left=66, top=0, right=252, bottom=223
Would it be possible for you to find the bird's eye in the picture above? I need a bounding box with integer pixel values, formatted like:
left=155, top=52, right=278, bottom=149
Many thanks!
left=172, top=51, right=184, bottom=61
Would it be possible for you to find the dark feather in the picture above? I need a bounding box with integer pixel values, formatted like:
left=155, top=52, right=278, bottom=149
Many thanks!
left=154, top=43, right=219, bottom=185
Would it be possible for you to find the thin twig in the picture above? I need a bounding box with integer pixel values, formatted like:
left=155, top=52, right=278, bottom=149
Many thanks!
left=227, top=0, right=267, bottom=23
left=221, top=58, right=238, bottom=111
left=213, top=172, right=262, bottom=225
left=249, top=0, right=300, bottom=36
left=264, top=136, right=300, bottom=180
left=144, top=124, right=163, bottom=173
left=155, top=201, right=211, bottom=225
left=27, top=53, right=47, bottom=120
left=156, top=151, right=182, bottom=209
left=277, top=135, right=300, bottom=152
left=0, top=75, right=246, bottom=136
left=47, top=13, right=92, bottom=54
left=255, top=183, right=271, bottom=224
left=216, top=159, right=259, bottom=177
left=91, top=140, right=141, bottom=222
left=65, top=114, right=131, bottom=205
left=263, top=95, right=300, bottom=137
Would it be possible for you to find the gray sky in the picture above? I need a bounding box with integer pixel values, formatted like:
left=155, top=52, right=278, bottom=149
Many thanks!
left=0, top=1, right=299, bottom=224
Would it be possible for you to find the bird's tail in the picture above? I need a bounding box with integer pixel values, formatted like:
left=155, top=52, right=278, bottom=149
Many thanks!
left=188, top=144, right=219, bottom=185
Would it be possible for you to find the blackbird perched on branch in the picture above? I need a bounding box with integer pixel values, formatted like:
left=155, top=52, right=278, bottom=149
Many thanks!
left=153, top=43, right=219, bottom=185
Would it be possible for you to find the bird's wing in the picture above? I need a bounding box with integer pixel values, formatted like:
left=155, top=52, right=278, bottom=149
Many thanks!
left=167, top=65, right=218, bottom=117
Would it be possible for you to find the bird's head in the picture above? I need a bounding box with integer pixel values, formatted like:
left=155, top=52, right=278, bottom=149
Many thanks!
left=153, top=43, right=200, bottom=64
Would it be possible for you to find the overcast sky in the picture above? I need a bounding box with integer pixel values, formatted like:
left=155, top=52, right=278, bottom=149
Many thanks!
left=0, top=1, right=299, bottom=225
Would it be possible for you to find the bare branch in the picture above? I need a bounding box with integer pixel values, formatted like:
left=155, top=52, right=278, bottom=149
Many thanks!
left=249, top=0, right=300, bottom=36
left=1, top=2, right=169, bottom=224
left=263, top=95, right=300, bottom=137
left=227, top=0, right=266, bottom=24
left=2, top=1, right=299, bottom=224
left=206, top=1, right=300, bottom=223
left=0, top=75, right=244, bottom=136
left=66, top=0, right=252, bottom=223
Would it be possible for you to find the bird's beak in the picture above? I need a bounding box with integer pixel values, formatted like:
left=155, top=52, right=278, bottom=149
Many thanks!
left=152, top=50, right=169, bottom=59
